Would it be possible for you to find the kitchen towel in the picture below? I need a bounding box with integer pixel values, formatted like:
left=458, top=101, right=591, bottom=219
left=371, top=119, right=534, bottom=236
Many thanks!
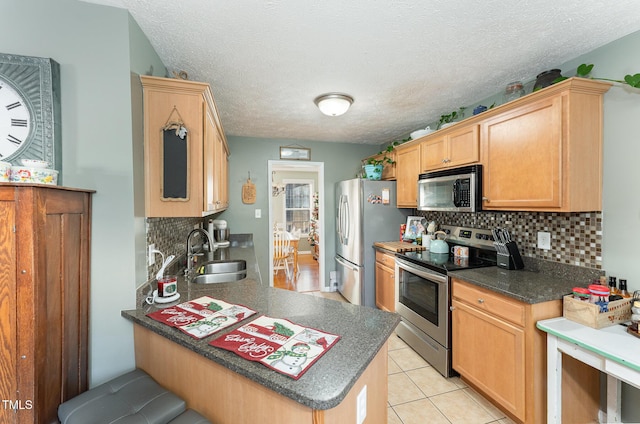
left=146, top=296, right=256, bottom=339
left=210, top=315, right=340, bottom=380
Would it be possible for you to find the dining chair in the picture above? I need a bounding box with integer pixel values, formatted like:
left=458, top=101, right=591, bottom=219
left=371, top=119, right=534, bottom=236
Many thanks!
left=273, top=230, right=292, bottom=281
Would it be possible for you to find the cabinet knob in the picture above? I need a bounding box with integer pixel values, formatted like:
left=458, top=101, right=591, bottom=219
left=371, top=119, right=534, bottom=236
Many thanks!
left=449, top=306, right=455, bottom=311
left=478, top=298, right=485, bottom=304
left=21, top=270, right=27, bottom=274
left=441, top=159, right=447, bottom=163
left=21, top=355, right=26, bottom=359
left=482, top=197, right=489, bottom=202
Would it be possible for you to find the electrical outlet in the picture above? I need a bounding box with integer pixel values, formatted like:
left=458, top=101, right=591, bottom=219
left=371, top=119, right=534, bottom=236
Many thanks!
left=356, top=385, right=367, bottom=424
left=537, top=232, right=551, bottom=250
left=255, top=208, right=262, bottom=218
left=148, top=244, right=156, bottom=266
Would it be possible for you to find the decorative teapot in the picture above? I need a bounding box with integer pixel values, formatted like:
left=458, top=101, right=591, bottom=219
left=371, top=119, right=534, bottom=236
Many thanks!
left=429, top=231, right=449, bottom=254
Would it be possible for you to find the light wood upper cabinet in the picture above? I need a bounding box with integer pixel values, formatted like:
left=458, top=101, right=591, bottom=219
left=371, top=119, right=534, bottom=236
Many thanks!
left=481, top=78, right=610, bottom=212
left=395, top=142, right=421, bottom=208
left=378, top=78, right=610, bottom=212
left=421, top=124, right=479, bottom=171
left=141, top=75, right=229, bottom=217
left=204, top=101, right=229, bottom=213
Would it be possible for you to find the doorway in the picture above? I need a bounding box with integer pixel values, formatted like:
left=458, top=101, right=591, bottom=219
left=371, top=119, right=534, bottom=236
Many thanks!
left=268, top=160, right=325, bottom=292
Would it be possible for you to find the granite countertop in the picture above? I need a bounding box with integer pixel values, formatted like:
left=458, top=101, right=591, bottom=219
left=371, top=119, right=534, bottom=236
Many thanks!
left=124, top=240, right=400, bottom=410
left=449, top=257, right=603, bottom=304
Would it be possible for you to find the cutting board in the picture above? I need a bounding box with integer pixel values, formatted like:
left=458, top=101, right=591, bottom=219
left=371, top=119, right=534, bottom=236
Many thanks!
left=374, top=241, right=426, bottom=253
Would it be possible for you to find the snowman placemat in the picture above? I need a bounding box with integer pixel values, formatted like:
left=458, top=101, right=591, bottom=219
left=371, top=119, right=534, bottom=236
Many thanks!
left=210, top=315, right=340, bottom=380
left=146, top=296, right=256, bottom=339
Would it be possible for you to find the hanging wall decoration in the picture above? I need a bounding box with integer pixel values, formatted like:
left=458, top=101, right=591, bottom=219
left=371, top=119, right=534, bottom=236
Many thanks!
left=280, top=145, right=310, bottom=160
left=242, top=172, right=256, bottom=204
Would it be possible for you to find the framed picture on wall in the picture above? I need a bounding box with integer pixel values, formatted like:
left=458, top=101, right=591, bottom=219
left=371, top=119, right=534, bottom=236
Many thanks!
left=280, top=146, right=310, bottom=160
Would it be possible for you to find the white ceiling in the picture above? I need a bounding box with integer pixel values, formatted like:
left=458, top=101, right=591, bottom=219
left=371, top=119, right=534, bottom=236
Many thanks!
left=81, top=0, right=640, bottom=145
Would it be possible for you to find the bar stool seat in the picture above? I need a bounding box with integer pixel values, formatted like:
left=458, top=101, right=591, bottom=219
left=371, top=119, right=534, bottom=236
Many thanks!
left=58, top=368, right=196, bottom=424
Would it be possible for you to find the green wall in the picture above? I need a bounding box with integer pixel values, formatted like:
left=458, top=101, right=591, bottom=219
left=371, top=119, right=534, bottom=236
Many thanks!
left=1, top=0, right=165, bottom=387
left=218, top=136, right=378, bottom=285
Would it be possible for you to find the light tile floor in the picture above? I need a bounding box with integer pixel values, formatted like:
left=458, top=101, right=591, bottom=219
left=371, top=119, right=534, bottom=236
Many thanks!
left=306, top=291, right=517, bottom=424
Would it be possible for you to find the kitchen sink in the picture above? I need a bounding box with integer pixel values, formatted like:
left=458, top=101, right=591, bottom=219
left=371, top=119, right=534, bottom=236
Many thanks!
left=191, top=271, right=246, bottom=284
left=198, top=259, right=246, bottom=274
left=190, top=260, right=247, bottom=284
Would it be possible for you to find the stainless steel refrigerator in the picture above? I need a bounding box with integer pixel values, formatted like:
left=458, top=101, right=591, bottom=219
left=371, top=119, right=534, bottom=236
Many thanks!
left=335, top=179, right=408, bottom=307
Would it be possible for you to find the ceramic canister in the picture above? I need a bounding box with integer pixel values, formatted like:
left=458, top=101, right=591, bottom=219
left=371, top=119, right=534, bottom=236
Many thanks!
left=0, top=161, right=10, bottom=181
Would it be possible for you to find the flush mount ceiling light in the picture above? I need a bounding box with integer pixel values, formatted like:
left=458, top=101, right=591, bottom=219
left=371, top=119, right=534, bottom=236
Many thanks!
left=314, top=93, right=354, bottom=116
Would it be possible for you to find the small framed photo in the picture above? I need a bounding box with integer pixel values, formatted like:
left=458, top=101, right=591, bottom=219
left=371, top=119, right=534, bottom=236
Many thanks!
left=404, top=216, right=425, bottom=241
left=280, top=146, right=310, bottom=160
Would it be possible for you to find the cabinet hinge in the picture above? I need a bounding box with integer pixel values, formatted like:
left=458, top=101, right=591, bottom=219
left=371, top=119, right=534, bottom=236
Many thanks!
left=12, top=225, right=16, bottom=233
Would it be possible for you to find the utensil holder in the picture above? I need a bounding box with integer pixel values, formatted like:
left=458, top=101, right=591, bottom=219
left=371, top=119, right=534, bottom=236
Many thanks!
left=495, top=241, right=524, bottom=270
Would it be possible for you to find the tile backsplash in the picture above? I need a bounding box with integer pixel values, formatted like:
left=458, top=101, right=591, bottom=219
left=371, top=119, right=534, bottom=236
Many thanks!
left=146, top=217, right=204, bottom=279
left=414, top=210, right=602, bottom=269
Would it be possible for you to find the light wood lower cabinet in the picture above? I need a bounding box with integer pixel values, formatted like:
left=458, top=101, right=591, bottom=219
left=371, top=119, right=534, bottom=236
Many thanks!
left=0, top=184, right=92, bottom=424
left=375, top=250, right=396, bottom=312
left=451, top=278, right=599, bottom=424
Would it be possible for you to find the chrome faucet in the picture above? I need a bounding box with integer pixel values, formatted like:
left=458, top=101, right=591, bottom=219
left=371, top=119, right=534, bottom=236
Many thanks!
left=185, top=228, right=214, bottom=274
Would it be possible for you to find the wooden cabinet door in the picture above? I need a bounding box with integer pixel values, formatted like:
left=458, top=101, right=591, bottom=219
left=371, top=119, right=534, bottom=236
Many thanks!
left=203, top=104, right=216, bottom=213
left=375, top=252, right=396, bottom=312
left=421, top=125, right=479, bottom=172
left=452, top=298, right=525, bottom=421
left=420, top=136, right=447, bottom=171
left=447, top=124, right=479, bottom=168
left=142, top=77, right=205, bottom=217
left=215, top=131, right=229, bottom=210
left=204, top=97, right=229, bottom=214
left=381, top=151, right=396, bottom=180
left=395, top=143, right=421, bottom=208
left=481, top=96, right=562, bottom=209
left=0, top=198, right=17, bottom=424
left=0, top=186, right=92, bottom=424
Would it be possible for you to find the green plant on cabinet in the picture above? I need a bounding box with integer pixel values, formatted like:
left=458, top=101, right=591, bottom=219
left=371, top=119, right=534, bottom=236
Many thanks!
left=552, top=63, right=640, bottom=88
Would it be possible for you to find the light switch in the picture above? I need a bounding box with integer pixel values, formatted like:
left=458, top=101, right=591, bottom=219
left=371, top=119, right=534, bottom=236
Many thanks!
left=255, top=209, right=261, bottom=218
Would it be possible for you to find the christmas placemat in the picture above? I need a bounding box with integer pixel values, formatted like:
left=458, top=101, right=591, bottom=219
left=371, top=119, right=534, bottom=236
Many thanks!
left=146, top=296, right=256, bottom=339
left=210, top=315, right=340, bottom=380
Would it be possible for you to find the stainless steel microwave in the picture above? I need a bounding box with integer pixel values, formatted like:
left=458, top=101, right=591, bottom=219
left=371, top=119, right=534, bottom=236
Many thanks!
left=417, top=165, right=483, bottom=212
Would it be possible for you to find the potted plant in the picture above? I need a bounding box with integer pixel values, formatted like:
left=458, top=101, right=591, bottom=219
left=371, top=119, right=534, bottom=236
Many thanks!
left=543, top=64, right=640, bottom=89
left=437, top=107, right=466, bottom=129
left=363, top=147, right=395, bottom=180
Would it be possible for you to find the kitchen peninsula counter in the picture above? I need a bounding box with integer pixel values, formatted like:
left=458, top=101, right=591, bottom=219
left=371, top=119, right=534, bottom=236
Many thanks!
left=123, top=241, right=399, bottom=423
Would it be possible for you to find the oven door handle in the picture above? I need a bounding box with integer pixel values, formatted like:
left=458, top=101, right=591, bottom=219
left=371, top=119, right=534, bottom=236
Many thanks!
left=395, top=257, right=448, bottom=284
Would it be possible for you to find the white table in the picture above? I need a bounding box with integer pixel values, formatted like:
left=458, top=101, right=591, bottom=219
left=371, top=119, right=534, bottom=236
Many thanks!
left=537, top=317, right=640, bottom=423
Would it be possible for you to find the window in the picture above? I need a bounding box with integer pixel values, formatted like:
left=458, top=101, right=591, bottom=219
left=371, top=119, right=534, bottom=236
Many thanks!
left=283, top=180, right=313, bottom=235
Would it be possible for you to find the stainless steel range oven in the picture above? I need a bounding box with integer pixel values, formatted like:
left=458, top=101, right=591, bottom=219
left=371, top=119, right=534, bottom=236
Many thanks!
left=395, top=257, right=452, bottom=376
left=394, top=225, right=497, bottom=378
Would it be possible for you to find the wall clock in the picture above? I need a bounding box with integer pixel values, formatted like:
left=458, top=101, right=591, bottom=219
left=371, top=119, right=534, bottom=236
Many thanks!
left=0, top=53, right=61, bottom=174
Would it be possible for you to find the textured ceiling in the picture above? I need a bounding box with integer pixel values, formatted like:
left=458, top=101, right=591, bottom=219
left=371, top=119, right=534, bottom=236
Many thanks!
left=81, top=0, right=640, bottom=144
